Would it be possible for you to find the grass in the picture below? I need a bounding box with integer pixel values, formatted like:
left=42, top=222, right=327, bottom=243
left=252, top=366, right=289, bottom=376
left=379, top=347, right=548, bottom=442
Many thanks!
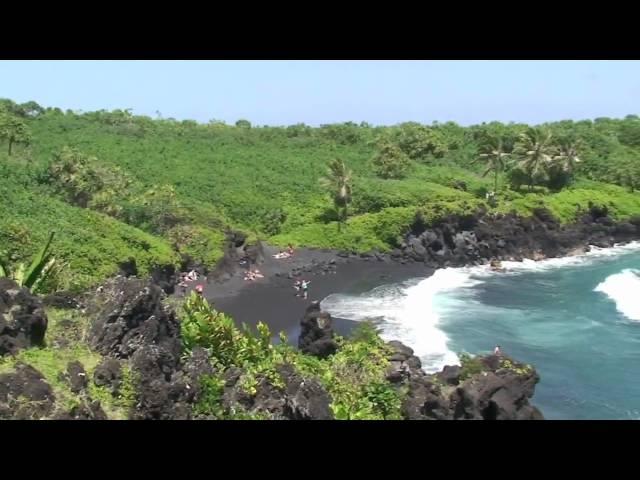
left=0, top=307, right=135, bottom=419
left=87, top=364, right=137, bottom=420
left=0, top=337, right=104, bottom=416
left=458, top=353, right=486, bottom=381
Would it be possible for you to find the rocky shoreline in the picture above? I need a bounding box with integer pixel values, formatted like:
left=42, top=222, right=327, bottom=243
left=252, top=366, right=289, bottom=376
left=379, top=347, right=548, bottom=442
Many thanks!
left=313, top=203, right=640, bottom=271
left=298, top=301, right=542, bottom=420
left=185, top=204, right=640, bottom=338
left=192, top=203, right=640, bottom=298
left=97, top=204, right=640, bottom=311
left=394, top=204, right=640, bottom=269
left=3, top=204, right=640, bottom=420
left=0, top=279, right=542, bottom=420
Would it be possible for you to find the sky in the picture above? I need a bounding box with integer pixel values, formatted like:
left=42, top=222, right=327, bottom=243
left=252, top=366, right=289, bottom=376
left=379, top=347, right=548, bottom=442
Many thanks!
left=1, top=60, right=639, bottom=126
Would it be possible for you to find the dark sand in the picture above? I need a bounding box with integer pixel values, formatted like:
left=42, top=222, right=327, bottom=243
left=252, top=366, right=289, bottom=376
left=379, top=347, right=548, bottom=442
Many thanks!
left=184, top=244, right=434, bottom=342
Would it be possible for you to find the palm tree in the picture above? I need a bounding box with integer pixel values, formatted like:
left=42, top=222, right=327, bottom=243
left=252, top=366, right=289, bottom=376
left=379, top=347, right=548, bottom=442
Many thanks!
left=320, top=158, right=353, bottom=224
left=552, top=137, right=581, bottom=175
left=544, top=136, right=582, bottom=191
left=513, top=128, right=555, bottom=190
left=475, top=136, right=510, bottom=192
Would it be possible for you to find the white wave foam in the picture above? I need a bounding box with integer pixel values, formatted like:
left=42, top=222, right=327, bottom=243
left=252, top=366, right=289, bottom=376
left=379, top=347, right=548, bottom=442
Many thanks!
left=322, top=241, right=640, bottom=372
left=322, top=268, right=479, bottom=372
left=595, top=269, right=640, bottom=321
left=483, top=241, right=640, bottom=276
left=587, top=241, right=640, bottom=257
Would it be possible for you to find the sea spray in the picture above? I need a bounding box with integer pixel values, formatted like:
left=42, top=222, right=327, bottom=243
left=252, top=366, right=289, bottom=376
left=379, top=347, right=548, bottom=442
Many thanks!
left=595, top=269, right=640, bottom=321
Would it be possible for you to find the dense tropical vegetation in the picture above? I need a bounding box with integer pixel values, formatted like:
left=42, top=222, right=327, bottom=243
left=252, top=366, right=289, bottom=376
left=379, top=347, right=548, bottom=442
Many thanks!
left=2, top=96, right=640, bottom=420
left=2, top=97, right=640, bottom=292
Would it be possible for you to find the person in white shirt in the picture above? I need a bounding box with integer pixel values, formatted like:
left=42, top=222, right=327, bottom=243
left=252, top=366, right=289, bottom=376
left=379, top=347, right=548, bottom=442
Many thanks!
left=301, top=280, right=310, bottom=299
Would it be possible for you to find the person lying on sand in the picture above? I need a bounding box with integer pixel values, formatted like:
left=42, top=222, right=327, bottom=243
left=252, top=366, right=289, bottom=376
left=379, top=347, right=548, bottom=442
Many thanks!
left=272, top=246, right=294, bottom=259
left=244, top=269, right=264, bottom=281
left=186, top=270, right=198, bottom=281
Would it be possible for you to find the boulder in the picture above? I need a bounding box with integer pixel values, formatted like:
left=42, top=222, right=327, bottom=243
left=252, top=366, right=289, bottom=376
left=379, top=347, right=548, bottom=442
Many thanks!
left=298, top=301, right=337, bottom=358
left=0, top=279, right=48, bottom=356
left=150, top=264, right=179, bottom=295
left=118, top=257, right=138, bottom=277
left=0, top=364, right=55, bottom=419
left=88, top=277, right=181, bottom=362
left=400, top=354, right=544, bottom=420
left=65, top=361, right=88, bottom=394
left=220, top=363, right=333, bottom=420
left=438, top=365, right=461, bottom=386
left=93, top=358, right=123, bottom=394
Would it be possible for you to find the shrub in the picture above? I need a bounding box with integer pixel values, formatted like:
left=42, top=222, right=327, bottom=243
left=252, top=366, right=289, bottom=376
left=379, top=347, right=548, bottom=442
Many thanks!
left=179, top=298, right=405, bottom=420
left=458, top=352, right=485, bottom=381
left=371, top=141, right=412, bottom=179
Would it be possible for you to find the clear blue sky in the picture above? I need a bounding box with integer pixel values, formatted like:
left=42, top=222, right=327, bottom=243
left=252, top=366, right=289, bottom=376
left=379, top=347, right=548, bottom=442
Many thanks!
left=1, top=60, right=639, bottom=126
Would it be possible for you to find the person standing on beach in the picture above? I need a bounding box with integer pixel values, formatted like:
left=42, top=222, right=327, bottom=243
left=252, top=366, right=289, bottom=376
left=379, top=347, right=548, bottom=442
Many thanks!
left=494, top=345, right=502, bottom=356
left=301, top=280, right=310, bottom=299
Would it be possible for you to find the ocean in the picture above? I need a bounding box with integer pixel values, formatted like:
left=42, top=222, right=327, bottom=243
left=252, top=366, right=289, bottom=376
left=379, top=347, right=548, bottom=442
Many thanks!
left=321, top=242, right=640, bottom=419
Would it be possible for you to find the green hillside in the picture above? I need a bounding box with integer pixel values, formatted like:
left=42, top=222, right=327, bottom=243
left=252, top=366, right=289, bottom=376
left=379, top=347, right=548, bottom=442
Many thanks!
left=2, top=99, right=640, bottom=291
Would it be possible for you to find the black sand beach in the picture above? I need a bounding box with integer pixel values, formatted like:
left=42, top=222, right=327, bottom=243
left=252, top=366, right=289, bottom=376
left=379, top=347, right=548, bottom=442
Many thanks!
left=176, top=205, right=640, bottom=344
left=185, top=245, right=433, bottom=341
